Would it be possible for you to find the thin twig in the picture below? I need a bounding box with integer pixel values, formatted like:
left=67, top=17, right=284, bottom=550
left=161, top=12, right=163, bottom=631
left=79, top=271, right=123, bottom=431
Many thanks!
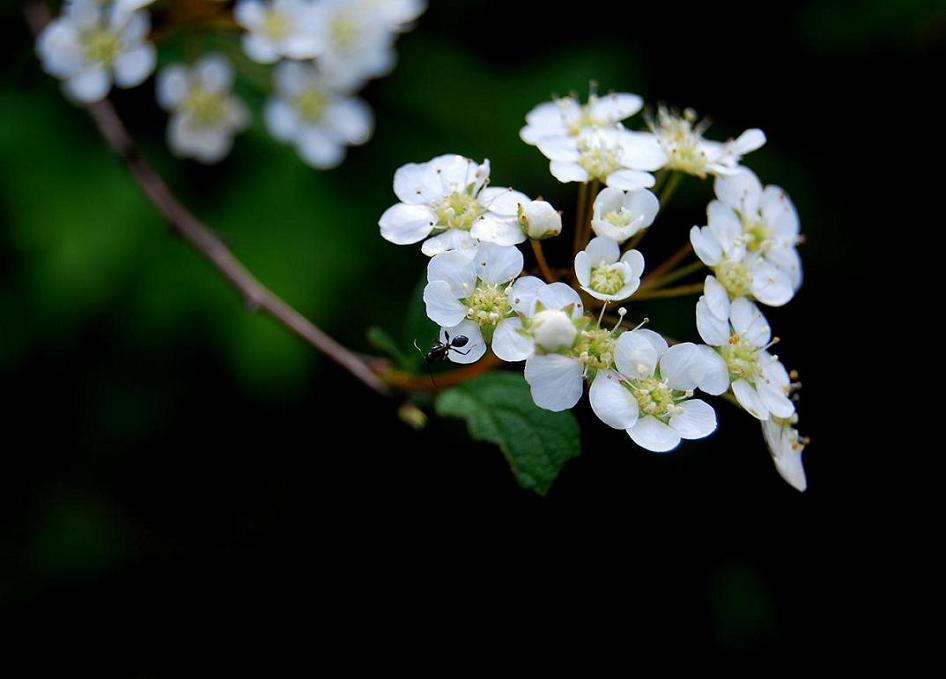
left=632, top=282, right=704, bottom=301
left=530, top=239, right=556, bottom=283
left=641, top=241, right=694, bottom=287
left=384, top=354, right=503, bottom=392
left=25, top=0, right=390, bottom=396
left=640, top=259, right=704, bottom=290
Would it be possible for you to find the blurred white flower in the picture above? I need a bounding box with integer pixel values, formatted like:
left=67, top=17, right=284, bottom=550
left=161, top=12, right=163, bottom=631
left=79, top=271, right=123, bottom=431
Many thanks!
left=36, top=0, right=156, bottom=103
left=695, top=276, right=795, bottom=420
left=537, top=128, right=665, bottom=189
left=574, top=236, right=644, bottom=302
left=379, top=154, right=530, bottom=256
left=761, top=415, right=808, bottom=492
left=423, top=243, right=527, bottom=364
left=265, top=61, right=373, bottom=169
left=310, top=0, right=399, bottom=89
left=156, top=55, right=249, bottom=164
left=645, top=106, right=765, bottom=178
left=235, top=0, right=321, bottom=64
left=520, top=91, right=643, bottom=145
left=589, top=330, right=717, bottom=452
left=357, top=0, right=427, bottom=30
left=590, top=186, right=659, bottom=243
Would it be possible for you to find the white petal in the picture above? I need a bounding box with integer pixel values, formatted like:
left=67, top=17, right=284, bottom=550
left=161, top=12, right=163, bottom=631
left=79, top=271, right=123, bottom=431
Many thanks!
left=441, top=321, right=486, bottom=365
left=426, top=249, right=476, bottom=297
left=156, top=65, right=187, bottom=109
left=536, top=282, right=583, bottom=316
left=690, top=226, right=723, bottom=266
left=234, top=0, right=265, bottom=28
left=670, top=399, right=717, bottom=440
left=696, top=298, right=729, bottom=346
left=624, top=188, right=660, bottom=227
left=242, top=34, right=280, bottom=64
left=194, top=53, right=233, bottom=92
left=470, top=216, right=526, bottom=247
left=659, top=343, right=705, bottom=391
left=615, top=330, right=659, bottom=379
left=538, top=136, right=580, bottom=162
left=589, top=93, right=643, bottom=122
left=762, top=186, right=800, bottom=240
left=617, top=131, right=668, bottom=171
left=707, top=200, right=743, bottom=253
left=695, top=346, right=730, bottom=395
left=423, top=280, right=467, bottom=328
left=508, top=276, right=545, bottom=314
left=574, top=251, right=592, bottom=288
left=732, top=379, right=769, bottom=420
left=703, top=275, right=731, bottom=319
left=584, top=236, right=620, bottom=265
left=113, top=43, right=155, bottom=88
left=491, top=318, right=533, bottom=362
left=65, top=67, right=111, bottom=103
left=772, top=445, right=807, bottom=492
left=730, top=297, right=770, bottom=346
left=757, top=379, right=795, bottom=419
left=325, top=97, right=374, bottom=145
left=297, top=129, right=344, bottom=168
left=480, top=187, right=531, bottom=217
left=606, top=169, right=655, bottom=190
left=264, top=99, right=299, bottom=141
left=393, top=160, right=446, bottom=204
left=379, top=203, right=435, bottom=245
left=524, top=354, right=584, bottom=412
left=620, top=249, right=645, bottom=279
left=629, top=416, right=681, bottom=453
left=420, top=230, right=477, bottom=257
left=549, top=161, right=589, bottom=184
left=732, top=128, right=766, bottom=155
left=637, top=328, right=669, bottom=356
left=589, top=371, right=639, bottom=430
left=751, top=263, right=794, bottom=307
left=473, top=243, right=523, bottom=285
left=714, top=169, right=762, bottom=215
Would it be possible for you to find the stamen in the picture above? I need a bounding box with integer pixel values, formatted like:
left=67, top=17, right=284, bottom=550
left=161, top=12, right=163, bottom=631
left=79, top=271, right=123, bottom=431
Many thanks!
left=632, top=317, right=650, bottom=332
left=610, top=307, right=627, bottom=333
left=597, top=301, right=609, bottom=327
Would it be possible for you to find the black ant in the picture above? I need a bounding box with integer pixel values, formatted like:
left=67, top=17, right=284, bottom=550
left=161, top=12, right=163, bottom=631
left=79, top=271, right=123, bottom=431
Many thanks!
left=414, top=332, right=470, bottom=387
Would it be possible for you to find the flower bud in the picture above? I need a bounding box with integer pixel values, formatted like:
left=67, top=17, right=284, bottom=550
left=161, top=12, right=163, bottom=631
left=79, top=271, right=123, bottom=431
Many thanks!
left=532, top=309, right=577, bottom=351
left=519, top=200, right=562, bottom=240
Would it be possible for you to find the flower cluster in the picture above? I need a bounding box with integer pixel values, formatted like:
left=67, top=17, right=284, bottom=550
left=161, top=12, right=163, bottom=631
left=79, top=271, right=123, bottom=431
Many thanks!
left=379, top=87, right=809, bottom=489
left=37, top=0, right=424, bottom=166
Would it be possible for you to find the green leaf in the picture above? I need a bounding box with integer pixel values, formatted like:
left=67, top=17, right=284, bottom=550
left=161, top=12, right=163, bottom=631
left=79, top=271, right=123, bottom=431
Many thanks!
left=367, top=325, right=412, bottom=367
left=435, top=371, right=581, bottom=495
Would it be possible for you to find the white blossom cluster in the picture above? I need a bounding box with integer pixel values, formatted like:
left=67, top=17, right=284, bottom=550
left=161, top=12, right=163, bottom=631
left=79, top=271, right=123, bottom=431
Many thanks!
left=36, top=0, right=424, bottom=165
left=379, top=88, right=808, bottom=490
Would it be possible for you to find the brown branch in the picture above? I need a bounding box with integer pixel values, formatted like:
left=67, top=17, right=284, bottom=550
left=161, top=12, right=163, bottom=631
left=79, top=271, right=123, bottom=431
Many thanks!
left=383, top=354, right=503, bottom=392
left=25, top=0, right=390, bottom=396
left=641, top=241, right=694, bottom=287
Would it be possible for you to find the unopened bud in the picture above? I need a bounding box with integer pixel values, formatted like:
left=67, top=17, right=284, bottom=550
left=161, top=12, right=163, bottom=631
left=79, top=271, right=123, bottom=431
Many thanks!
left=519, top=200, right=562, bottom=240
left=532, top=309, right=577, bottom=351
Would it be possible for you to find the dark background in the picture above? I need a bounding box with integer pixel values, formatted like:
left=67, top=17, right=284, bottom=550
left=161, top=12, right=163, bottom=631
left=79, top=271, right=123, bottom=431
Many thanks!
left=1, top=0, right=935, bottom=659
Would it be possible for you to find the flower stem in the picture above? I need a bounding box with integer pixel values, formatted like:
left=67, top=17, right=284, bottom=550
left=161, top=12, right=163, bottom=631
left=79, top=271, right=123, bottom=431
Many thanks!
left=632, top=282, right=704, bottom=301
left=659, top=171, right=683, bottom=207
left=641, top=259, right=704, bottom=290
left=572, top=183, right=588, bottom=254
left=641, top=241, right=694, bottom=287
left=530, top=239, right=557, bottom=283
left=383, top=354, right=503, bottom=392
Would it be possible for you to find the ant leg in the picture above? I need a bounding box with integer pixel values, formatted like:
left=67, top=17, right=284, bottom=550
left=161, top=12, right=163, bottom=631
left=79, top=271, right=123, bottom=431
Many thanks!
left=450, top=347, right=471, bottom=355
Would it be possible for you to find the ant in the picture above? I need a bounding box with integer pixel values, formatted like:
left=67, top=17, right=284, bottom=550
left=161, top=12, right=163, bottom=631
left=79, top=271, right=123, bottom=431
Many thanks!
left=414, top=332, right=471, bottom=387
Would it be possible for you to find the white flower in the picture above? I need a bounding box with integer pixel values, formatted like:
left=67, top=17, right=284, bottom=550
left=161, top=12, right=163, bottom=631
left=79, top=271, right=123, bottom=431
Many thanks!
left=590, top=186, right=659, bottom=243
left=689, top=198, right=795, bottom=307
left=518, top=200, right=562, bottom=240
left=762, top=415, right=808, bottom=492
left=235, top=0, right=321, bottom=64
left=310, top=0, right=399, bottom=90
left=589, top=330, right=717, bottom=452
left=645, top=106, right=765, bottom=178
left=695, top=276, right=796, bottom=421
left=265, top=61, right=373, bottom=169
left=536, top=128, right=665, bottom=189
left=574, top=237, right=644, bottom=302
left=520, top=91, right=643, bottom=145
left=379, top=154, right=530, bottom=256
left=423, top=243, right=533, bottom=363
left=156, top=55, right=249, bottom=164
left=36, top=0, right=157, bottom=103
left=713, top=169, right=803, bottom=293
left=357, top=0, right=427, bottom=30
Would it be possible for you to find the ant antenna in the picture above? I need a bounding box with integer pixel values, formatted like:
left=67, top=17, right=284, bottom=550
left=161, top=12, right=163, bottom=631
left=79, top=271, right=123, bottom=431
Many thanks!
left=413, top=339, right=439, bottom=389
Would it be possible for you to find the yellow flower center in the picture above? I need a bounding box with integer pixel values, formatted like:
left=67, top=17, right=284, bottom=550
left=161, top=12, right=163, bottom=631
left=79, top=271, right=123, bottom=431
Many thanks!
left=436, top=191, right=485, bottom=231
left=295, top=88, right=328, bottom=122
left=184, top=87, right=228, bottom=127
left=590, top=264, right=626, bottom=295
left=262, top=10, right=292, bottom=40
left=81, top=28, right=121, bottom=65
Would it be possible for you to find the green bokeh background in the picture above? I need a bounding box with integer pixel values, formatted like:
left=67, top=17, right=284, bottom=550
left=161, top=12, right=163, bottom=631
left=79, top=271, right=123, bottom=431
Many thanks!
left=1, top=0, right=936, bottom=655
